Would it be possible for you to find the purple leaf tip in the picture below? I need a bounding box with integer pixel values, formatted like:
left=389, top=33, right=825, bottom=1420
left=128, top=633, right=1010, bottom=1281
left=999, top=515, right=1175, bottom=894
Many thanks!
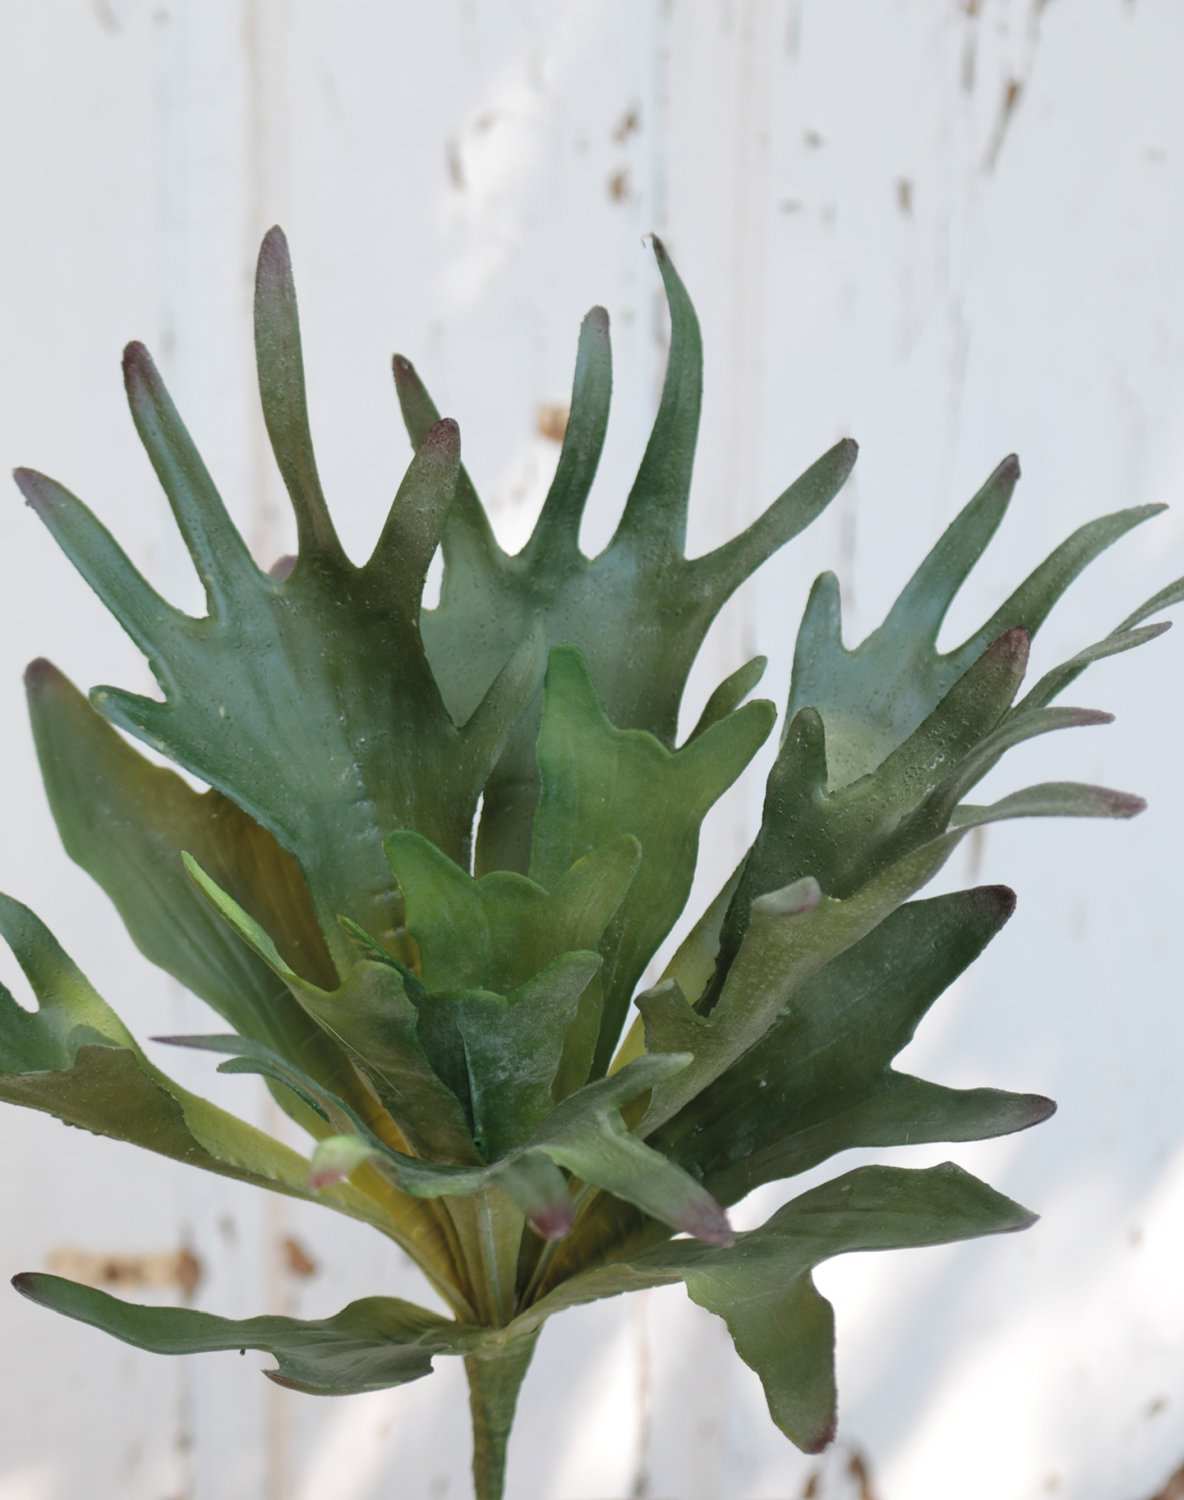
left=23, top=657, right=61, bottom=692
left=529, top=1203, right=575, bottom=1241
left=682, top=1201, right=735, bottom=1248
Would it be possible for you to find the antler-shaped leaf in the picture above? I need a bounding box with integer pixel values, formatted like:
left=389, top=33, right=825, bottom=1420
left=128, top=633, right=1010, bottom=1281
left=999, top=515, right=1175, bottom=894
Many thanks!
left=178, top=859, right=731, bottom=1247
left=517, top=1162, right=1033, bottom=1451
left=788, top=454, right=1167, bottom=787
left=15, top=229, right=537, bottom=959
left=657, top=886, right=1054, bottom=1204
left=0, top=896, right=461, bottom=1262
left=530, top=646, right=773, bottom=1074
left=395, top=240, right=856, bottom=872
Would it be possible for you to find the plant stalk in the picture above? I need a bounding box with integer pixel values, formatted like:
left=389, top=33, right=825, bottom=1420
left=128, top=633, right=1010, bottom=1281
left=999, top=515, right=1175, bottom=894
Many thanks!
left=465, top=1327, right=540, bottom=1500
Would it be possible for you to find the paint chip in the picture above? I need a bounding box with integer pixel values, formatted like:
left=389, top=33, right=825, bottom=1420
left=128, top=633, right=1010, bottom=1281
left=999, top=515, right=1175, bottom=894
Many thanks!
left=536, top=404, right=570, bottom=444
left=281, top=1235, right=319, bottom=1279
left=47, top=1245, right=202, bottom=1299
left=613, top=105, right=641, bottom=142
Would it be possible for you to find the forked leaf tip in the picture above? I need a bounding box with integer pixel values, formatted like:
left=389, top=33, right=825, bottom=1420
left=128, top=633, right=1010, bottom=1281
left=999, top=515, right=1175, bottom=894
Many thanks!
left=268, top=554, right=297, bottom=582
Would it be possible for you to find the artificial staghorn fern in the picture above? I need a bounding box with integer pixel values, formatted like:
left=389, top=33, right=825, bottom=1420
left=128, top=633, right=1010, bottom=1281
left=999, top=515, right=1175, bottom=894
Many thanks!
left=2, top=228, right=1178, bottom=1500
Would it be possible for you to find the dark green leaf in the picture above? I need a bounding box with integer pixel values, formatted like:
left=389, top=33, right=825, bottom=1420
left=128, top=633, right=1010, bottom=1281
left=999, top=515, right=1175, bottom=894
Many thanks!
left=13, top=1273, right=486, bottom=1394
left=517, top=1163, right=1034, bottom=1452
left=658, top=887, right=1053, bottom=1203
left=531, top=646, right=773, bottom=1073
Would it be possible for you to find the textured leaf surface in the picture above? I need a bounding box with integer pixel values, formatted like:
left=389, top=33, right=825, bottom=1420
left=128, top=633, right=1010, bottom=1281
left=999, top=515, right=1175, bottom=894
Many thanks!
left=788, top=454, right=1164, bottom=788
left=0, top=897, right=397, bottom=1239
left=518, top=1163, right=1034, bottom=1451
left=657, top=887, right=1054, bottom=1204
left=638, top=840, right=954, bottom=1133
left=531, top=646, right=773, bottom=1073
left=168, top=865, right=733, bottom=1247
left=182, top=854, right=478, bottom=1162
left=23, top=660, right=369, bottom=1139
left=387, top=829, right=639, bottom=1097
left=395, top=240, right=856, bottom=872
left=16, top=231, right=536, bottom=958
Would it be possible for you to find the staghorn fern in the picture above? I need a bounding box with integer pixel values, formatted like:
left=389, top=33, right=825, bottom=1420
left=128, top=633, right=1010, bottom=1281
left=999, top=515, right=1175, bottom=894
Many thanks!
left=2, top=227, right=1178, bottom=1499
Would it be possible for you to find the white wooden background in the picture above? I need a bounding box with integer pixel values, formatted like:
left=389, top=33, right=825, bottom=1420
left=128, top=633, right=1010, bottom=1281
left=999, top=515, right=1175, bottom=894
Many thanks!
left=1, top=3, right=1183, bottom=1497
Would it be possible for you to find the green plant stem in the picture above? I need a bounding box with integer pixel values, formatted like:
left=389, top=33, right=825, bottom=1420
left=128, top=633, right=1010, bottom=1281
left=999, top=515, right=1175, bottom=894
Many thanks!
left=465, top=1327, right=540, bottom=1500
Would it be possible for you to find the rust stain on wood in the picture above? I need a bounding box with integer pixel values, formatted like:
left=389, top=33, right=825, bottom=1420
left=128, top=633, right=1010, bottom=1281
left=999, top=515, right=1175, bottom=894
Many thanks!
left=536, top=403, right=570, bottom=444
left=281, top=1234, right=318, bottom=1279
left=848, top=1447, right=881, bottom=1500
left=983, top=77, right=1024, bottom=173
left=47, top=1244, right=202, bottom=1300
left=1144, top=1459, right=1184, bottom=1500
left=613, top=104, right=641, bottom=142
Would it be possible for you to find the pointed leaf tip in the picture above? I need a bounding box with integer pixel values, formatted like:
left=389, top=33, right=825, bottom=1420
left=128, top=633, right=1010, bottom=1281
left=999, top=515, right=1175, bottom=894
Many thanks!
left=23, top=656, right=61, bottom=692
left=996, top=624, right=1031, bottom=664
left=756, top=875, right=823, bottom=920
left=423, top=416, right=460, bottom=453
left=121, top=340, right=154, bottom=387
left=682, top=1202, right=735, bottom=1247
left=13, top=467, right=49, bottom=510
left=978, top=884, right=1018, bottom=922
left=584, top=304, right=610, bottom=335
left=800, top=1413, right=839, bottom=1456
left=529, top=1203, right=576, bottom=1241
left=258, top=224, right=291, bottom=267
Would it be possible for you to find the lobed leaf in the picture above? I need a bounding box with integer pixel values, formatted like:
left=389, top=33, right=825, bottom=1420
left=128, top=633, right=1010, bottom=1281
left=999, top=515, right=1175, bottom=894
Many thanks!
left=531, top=646, right=773, bottom=1074
left=517, top=1162, right=1034, bottom=1451
left=657, top=886, right=1054, bottom=1204
left=395, top=241, right=855, bottom=872
left=0, top=897, right=418, bottom=1250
